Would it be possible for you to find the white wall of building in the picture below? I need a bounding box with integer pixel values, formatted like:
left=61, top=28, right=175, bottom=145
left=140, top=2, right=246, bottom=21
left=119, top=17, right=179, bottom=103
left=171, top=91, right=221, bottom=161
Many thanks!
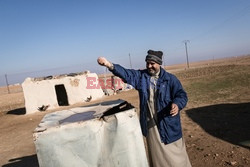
left=22, top=73, right=104, bottom=114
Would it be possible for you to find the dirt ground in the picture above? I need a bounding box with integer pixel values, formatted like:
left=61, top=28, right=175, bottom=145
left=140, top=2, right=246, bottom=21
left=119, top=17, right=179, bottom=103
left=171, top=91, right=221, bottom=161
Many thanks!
left=0, top=56, right=250, bottom=167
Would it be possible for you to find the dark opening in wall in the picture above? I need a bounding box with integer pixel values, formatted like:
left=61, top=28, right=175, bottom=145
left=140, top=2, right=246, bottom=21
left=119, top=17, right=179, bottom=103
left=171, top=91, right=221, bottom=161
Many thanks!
left=55, top=84, right=69, bottom=106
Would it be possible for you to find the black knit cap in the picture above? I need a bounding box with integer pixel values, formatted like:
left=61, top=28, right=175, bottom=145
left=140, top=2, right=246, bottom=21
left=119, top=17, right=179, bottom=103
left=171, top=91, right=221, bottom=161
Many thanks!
left=145, top=50, right=163, bottom=65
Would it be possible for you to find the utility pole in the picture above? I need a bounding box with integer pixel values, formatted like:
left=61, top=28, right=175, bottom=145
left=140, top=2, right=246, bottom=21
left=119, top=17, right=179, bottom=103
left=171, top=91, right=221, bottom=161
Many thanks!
left=163, top=54, right=166, bottom=68
left=183, top=40, right=190, bottom=68
left=5, top=74, right=10, bottom=94
left=129, top=53, right=132, bottom=69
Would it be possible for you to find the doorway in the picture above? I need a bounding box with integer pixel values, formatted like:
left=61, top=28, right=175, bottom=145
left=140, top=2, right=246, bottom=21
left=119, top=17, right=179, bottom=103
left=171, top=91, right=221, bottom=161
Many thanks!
left=55, top=84, right=69, bottom=106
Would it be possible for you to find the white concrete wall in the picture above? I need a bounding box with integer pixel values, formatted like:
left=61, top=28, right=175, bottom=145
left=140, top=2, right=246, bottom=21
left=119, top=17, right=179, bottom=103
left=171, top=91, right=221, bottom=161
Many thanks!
left=34, top=100, right=149, bottom=167
left=22, top=73, right=104, bottom=114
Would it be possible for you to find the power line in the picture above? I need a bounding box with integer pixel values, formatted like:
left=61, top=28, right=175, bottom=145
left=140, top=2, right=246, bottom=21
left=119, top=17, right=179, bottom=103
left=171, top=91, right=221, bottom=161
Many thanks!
left=190, top=3, right=250, bottom=42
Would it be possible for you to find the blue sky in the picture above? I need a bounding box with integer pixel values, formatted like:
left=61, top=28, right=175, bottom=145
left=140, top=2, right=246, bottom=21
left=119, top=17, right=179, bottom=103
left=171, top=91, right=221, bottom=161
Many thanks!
left=1, top=0, right=250, bottom=85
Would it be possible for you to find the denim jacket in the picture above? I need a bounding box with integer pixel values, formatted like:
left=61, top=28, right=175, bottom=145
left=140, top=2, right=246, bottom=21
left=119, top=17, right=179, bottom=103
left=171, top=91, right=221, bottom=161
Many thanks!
left=111, top=64, right=188, bottom=144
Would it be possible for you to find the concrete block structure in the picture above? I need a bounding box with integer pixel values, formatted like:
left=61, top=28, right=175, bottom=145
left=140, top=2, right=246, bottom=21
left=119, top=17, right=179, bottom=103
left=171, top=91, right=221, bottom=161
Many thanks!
left=33, top=100, right=148, bottom=167
left=22, top=72, right=104, bottom=114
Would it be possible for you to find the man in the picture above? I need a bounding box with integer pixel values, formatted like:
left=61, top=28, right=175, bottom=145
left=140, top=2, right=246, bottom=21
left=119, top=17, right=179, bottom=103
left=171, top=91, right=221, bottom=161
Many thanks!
left=97, top=50, right=191, bottom=167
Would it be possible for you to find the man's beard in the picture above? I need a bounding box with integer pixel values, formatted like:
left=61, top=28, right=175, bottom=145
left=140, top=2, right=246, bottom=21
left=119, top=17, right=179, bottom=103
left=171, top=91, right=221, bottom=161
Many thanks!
left=147, top=68, right=158, bottom=76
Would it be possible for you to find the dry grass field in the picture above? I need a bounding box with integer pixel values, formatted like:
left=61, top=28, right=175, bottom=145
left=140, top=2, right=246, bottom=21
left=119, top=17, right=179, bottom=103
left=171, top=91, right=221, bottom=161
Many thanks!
left=0, top=55, right=249, bottom=167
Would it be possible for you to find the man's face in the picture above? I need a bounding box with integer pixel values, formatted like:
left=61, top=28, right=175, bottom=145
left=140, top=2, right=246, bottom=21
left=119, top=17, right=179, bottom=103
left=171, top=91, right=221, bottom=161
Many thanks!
left=146, top=60, right=161, bottom=75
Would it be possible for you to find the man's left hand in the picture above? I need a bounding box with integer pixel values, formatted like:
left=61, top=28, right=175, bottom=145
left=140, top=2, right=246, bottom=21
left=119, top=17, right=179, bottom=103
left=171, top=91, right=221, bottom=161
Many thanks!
left=170, top=103, right=179, bottom=116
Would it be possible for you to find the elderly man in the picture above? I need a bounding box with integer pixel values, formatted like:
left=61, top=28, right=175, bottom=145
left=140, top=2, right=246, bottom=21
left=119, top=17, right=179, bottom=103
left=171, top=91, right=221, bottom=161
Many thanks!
left=97, top=50, right=191, bottom=167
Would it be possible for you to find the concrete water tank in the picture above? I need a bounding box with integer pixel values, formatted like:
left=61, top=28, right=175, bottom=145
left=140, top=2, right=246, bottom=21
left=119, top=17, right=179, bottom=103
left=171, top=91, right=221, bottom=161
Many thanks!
left=33, top=99, right=149, bottom=167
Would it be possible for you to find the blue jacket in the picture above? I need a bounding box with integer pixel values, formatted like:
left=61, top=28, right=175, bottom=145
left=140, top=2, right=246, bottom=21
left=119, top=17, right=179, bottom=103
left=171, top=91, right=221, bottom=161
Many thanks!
left=111, top=64, right=188, bottom=144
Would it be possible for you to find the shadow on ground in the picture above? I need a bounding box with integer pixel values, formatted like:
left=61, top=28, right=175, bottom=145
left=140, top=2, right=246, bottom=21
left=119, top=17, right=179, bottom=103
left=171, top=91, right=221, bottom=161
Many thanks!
left=7, top=108, right=26, bottom=115
left=186, top=102, right=250, bottom=149
left=2, top=154, right=39, bottom=167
